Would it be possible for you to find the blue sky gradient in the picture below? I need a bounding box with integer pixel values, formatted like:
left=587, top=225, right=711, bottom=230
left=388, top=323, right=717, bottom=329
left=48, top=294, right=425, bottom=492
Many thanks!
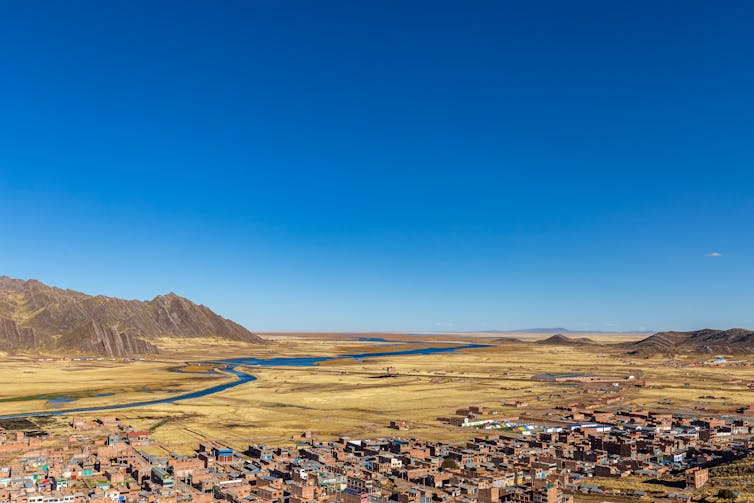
left=1, top=1, right=753, bottom=331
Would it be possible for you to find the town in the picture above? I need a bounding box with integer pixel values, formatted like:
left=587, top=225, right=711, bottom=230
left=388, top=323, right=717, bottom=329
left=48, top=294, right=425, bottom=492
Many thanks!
left=2, top=400, right=753, bottom=503
left=3, top=0, right=752, bottom=501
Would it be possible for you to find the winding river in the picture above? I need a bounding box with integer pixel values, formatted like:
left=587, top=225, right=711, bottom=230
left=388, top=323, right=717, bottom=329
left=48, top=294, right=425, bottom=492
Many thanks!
left=0, top=343, right=487, bottom=419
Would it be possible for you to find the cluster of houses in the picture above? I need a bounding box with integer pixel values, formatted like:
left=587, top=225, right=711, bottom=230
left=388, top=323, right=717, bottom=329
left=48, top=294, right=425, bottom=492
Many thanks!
left=531, top=373, right=635, bottom=383
left=0, top=405, right=752, bottom=503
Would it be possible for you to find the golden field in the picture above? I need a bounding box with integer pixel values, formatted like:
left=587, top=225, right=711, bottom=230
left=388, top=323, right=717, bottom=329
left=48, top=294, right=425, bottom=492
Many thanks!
left=2, top=332, right=754, bottom=459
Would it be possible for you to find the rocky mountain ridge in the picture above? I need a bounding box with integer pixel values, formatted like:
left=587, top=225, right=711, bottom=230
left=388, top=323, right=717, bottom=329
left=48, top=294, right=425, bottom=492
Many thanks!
left=0, top=276, right=263, bottom=357
left=627, top=328, right=754, bottom=355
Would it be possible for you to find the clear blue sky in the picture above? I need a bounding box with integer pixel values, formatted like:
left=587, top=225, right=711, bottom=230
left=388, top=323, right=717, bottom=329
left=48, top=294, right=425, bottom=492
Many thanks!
left=1, top=1, right=753, bottom=332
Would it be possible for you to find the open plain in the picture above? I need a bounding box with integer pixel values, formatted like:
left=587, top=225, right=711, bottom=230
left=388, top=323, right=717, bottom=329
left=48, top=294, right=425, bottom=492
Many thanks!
left=4, top=332, right=754, bottom=454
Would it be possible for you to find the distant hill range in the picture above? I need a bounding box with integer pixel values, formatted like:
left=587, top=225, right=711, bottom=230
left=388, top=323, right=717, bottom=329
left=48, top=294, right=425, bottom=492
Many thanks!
left=627, top=328, right=754, bottom=356
left=0, top=276, right=263, bottom=357
left=537, top=334, right=596, bottom=346
left=477, top=328, right=653, bottom=334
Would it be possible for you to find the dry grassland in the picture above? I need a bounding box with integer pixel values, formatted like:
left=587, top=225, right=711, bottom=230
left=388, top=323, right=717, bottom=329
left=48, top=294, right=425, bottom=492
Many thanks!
left=2, top=334, right=754, bottom=460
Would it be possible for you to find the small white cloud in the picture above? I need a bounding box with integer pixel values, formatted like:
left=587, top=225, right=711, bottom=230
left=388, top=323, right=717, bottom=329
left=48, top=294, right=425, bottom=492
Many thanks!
left=706, top=252, right=722, bottom=257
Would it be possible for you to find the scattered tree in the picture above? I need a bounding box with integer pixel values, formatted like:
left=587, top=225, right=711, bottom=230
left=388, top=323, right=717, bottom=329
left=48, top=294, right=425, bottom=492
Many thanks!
left=717, top=489, right=737, bottom=501
left=440, top=459, right=459, bottom=470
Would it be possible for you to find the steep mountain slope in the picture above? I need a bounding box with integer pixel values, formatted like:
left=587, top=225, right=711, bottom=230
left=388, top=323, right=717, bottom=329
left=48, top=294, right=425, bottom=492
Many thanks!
left=0, top=317, right=42, bottom=352
left=627, top=328, right=754, bottom=355
left=58, top=320, right=160, bottom=356
left=0, top=276, right=263, bottom=356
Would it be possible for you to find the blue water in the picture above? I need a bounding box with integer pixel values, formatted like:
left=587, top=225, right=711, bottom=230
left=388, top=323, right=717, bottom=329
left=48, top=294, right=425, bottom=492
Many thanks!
left=356, top=337, right=399, bottom=344
left=347, top=343, right=487, bottom=359
left=0, top=343, right=487, bottom=419
left=0, top=368, right=256, bottom=419
left=218, top=343, right=488, bottom=366
left=223, top=356, right=329, bottom=366
left=47, top=396, right=76, bottom=406
left=42, top=391, right=117, bottom=407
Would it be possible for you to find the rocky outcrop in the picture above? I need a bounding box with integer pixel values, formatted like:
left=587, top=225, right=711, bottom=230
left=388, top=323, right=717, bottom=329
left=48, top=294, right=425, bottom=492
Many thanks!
left=58, top=320, right=159, bottom=357
left=0, top=317, right=43, bottom=352
left=131, top=293, right=256, bottom=341
left=0, top=275, right=264, bottom=356
left=627, top=328, right=754, bottom=356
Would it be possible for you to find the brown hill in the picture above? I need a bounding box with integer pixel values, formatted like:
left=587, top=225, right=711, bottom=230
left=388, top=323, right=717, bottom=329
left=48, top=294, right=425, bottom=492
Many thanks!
left=537, top=334, right=595, bottom=346
left=627, top=328, right=754, bottom=356
left=0, top=275, right=263, bottom=357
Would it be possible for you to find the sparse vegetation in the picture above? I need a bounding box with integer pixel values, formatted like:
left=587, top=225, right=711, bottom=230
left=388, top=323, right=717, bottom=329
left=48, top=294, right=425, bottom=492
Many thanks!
left=717, top=488, right=738, bottom=501
left=441, top=458, right=459, bottom=470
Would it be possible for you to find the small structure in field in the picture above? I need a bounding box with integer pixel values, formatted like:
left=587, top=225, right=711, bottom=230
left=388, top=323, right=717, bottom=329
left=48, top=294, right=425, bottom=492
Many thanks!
left=685, top=467, right=708, bottom=489
left=389, top=420, right=409, bottom=431
left=532, top=373, right=634, bottom=383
